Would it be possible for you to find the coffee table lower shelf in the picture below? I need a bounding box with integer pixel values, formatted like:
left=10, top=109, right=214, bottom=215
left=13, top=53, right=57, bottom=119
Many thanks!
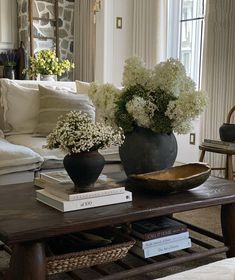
left=61, top=220, right=228, bottom=280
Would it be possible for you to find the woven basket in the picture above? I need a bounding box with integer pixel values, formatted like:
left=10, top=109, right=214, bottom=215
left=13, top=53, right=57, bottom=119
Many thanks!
left=46, top=233, right=135, bottom=275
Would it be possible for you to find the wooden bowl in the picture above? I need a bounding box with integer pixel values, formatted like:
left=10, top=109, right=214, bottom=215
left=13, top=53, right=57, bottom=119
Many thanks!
left=128, top=162, right=211, bottom=194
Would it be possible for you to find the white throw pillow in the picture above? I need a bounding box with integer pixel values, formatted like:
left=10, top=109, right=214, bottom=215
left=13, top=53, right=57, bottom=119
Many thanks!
left=34, top=85, right=95, bottom=136
left=0, top=79, right=39, bottom=134
left=75, top=80, right=90, bottom=94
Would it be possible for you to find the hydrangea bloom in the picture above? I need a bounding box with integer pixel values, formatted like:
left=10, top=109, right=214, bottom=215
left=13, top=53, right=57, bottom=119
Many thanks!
left=88, top=57, right=207, bottom=134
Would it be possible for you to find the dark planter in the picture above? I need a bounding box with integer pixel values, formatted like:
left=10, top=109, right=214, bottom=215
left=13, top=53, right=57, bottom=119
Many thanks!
left=3, top=66, right=15, bottom=79
left=119, top=127, right=178, bottom=176
left=63, top=151, right=105, bottom=192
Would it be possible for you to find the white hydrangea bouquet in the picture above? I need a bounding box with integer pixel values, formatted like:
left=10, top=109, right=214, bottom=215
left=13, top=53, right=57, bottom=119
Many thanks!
left=45, top=111, right=124, bottom=154
left=88, top=57, right=207, bottom=134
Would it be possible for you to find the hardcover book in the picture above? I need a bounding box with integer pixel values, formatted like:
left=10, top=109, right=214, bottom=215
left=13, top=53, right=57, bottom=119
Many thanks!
left=135, top=231, right=189, bottom=249
left=131, top=217, right=187, bottom=240
left=36, top=189, right=132, bottom=212
left=131, top=238, right=191, bottom=258
left=40, top=170, right=109, bottom=184
left=34, top=177, right=125, bottom=201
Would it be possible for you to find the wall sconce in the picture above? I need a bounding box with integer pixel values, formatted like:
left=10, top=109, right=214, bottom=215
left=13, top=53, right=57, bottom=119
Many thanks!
left=92, top=0, right=101, bottom=24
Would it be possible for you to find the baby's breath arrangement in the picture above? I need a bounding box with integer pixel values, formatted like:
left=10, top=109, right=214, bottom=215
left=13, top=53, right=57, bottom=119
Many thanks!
left=25, top=49, right=74, bottom=77
left=45, top=111, right=124, bottom=154
left=89, top=57, right=207, bottom=134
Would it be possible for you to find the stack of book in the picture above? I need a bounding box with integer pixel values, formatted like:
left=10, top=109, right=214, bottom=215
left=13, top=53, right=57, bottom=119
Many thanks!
left=34, top=171, right=132, bottom=212
left=130, top=216, right=191, bottom=258
left=202, top=139, right=235, bottom=150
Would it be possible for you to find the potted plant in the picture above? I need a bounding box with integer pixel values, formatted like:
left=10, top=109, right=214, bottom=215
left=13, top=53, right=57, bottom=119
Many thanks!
left=24, top=49, right=75, bottom=80
left=45, top=111, right=124, bottom=191
left=0, top=50, right=18, bottom=79
left=88, top=57, right=207, bottom=175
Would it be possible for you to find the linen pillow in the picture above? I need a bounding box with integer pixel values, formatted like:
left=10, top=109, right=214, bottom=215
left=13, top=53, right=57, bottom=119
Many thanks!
left=0, top=79, right=39, bottom=134
left=75, top=80, right=90, bottom=94
left=34, top=85, right=95, bottom=136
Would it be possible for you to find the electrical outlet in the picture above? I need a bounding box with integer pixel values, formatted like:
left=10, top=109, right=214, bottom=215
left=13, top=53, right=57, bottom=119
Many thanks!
left=116, top=17, right=122, bottom=29
left=189, top=133, right=196, bottom=145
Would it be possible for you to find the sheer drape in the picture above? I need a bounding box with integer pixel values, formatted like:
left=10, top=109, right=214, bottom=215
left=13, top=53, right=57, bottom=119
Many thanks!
left=74, top=0, right=96, bottom=82
left=132, top=0, right=168, bottom=68
left=201, top=0, right=235, bottom=174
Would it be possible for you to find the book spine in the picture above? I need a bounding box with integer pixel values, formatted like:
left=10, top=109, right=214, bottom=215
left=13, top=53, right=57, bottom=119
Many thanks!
left=136, top=231, right=189, bottom=249
left=36, top=190, right=132, bottom=212
left=46, top=186, right=125, bottom=201
left=132, top=227, right=187, bottom=241
left=131, top=238, right=191, bottom=258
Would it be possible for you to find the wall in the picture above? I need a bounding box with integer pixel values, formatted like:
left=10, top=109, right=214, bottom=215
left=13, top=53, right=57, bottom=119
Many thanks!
left=0, top=0, right=17, bottom=51
left=95, top=0, right=134, bottom=86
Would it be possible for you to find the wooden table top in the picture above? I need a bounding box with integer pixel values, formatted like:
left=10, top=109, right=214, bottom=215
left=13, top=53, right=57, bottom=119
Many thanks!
left=1, top=176, right=235, bottom=244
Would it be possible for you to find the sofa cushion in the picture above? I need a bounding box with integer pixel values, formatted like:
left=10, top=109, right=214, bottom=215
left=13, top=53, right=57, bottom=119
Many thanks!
left=6, top=134, right=65, bottom=169
left=34, top=85, right=95, bottom=136
left=76, top=80, right=90, bottom=94
left=0, top=79, right=39, bottom=134
left=0, top=138, right=43, bottom=175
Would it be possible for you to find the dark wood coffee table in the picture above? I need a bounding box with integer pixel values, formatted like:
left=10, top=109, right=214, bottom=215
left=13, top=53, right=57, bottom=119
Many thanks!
left=1, top=176, right=235, bottom=280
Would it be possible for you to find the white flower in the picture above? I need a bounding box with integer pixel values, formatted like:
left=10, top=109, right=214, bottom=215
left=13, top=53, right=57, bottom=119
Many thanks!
left=152, top=58, right=195, bottom=96
left=122, top=57, right=153, bottom=90
left=126, top=96, right=156, bottom=128
left=87, top=56, right=207, bottom=135
left=88, top=83, right=120, bottom=127
left=45, top=111, right=124, bottom=154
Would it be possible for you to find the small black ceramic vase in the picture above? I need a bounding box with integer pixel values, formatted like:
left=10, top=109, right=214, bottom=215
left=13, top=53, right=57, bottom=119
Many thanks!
left=63, top=151, right=105, bottom=192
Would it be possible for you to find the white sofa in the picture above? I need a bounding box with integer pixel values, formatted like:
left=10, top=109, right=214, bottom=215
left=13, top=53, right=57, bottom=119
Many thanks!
left=0, top=79, right=120, bottom=185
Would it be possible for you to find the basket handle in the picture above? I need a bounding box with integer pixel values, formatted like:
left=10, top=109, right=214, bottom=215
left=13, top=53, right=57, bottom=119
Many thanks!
left=226, top=105, right=235, bottom=123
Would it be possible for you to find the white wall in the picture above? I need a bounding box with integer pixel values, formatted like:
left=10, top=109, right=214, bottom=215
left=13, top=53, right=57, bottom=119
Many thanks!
left=95, top=0, right=134, bottom=86
left=0, top=0, right=17, bottom=51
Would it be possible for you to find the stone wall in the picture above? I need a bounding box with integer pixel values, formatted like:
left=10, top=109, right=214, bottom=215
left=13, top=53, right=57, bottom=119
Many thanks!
left=17, top=0, right=75, bottom=80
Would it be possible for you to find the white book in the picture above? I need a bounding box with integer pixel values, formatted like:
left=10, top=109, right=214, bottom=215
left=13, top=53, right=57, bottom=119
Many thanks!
left=34, top=177, right=125, bottom=201
left=135, top=232, right=189, bottom=249
left=36, top=189, right=132, bottom=212
left=40, top=171, right=109, bottom=184
left=131, top=238, right=191, bottom=258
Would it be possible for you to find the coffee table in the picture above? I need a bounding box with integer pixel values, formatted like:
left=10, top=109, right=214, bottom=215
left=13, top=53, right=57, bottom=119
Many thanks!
left=1, top=176, right=235, bottom=280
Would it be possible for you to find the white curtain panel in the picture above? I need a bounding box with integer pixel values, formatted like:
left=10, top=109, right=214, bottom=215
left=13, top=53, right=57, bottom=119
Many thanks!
left=74, top=0, right=96, bottom=82
left=132, top=0, right=168, bottom=68
left=201, top=0, right=235, bottom=175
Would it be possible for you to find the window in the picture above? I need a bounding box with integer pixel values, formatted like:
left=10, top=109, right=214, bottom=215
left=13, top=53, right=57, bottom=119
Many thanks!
left=179, top=0, right=205, bottom=86
left=167, top=0, right=206, bottom=87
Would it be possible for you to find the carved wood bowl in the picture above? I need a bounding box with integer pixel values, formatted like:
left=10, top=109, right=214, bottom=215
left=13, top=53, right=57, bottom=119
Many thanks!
left=128, top=162, right=211, bottom=194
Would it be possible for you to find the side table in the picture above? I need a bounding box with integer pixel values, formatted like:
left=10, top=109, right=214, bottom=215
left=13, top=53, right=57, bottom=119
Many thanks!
left=199, top=145, right=235, bottom=180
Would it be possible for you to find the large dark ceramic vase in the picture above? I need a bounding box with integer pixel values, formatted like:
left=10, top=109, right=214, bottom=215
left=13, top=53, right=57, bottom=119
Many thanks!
left=63, top=151, right=105, bottom=192
left=119, top=127, right=178, bottom=176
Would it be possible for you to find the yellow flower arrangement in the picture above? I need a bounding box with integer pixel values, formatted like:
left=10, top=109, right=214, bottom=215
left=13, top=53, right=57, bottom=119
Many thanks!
left=25, top=49, right=75, bottom=77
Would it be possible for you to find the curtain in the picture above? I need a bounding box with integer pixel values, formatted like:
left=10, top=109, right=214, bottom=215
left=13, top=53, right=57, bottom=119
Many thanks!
left=132, top=0, right=168, bottom=68
left=74, top=0, right=96, bottom=82
left=200, top=0, right=235, bottom=175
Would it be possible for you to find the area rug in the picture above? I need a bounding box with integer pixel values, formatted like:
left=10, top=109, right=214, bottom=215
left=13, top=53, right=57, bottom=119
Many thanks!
left=0, top=206, right=225, bottom=280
